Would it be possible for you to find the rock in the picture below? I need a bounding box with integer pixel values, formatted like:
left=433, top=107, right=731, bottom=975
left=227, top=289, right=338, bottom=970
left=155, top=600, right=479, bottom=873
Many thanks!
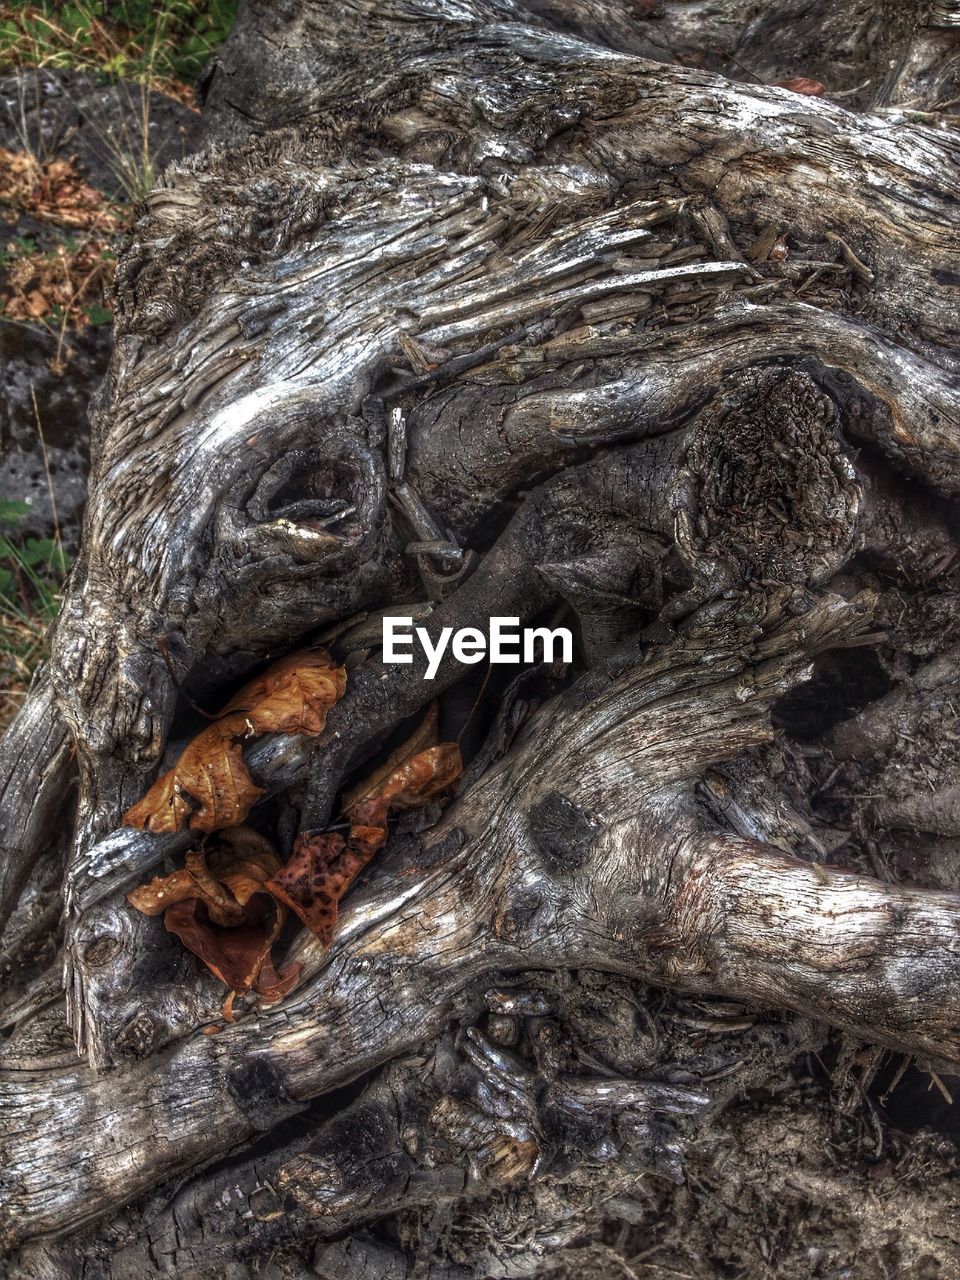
left=0, top=321, right=109, bottom=549
left=0, top=68, right=205, bottom=548
left=0, top=68, right=202, bottom=201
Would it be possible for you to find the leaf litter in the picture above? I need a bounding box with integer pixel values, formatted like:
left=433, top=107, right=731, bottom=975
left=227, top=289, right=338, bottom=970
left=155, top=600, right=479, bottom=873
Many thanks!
left=126, top=661, right=462, bottom=1015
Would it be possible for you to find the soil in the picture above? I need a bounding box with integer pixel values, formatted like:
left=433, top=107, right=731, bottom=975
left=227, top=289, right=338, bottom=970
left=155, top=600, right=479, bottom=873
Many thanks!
left=0, top=68, right=203, bottom=549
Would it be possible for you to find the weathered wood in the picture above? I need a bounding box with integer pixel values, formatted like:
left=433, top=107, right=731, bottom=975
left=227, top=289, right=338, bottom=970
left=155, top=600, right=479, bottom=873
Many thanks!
left=3, top=0, right=960, bottom=1272
left=0, top=668, right=74, bottom=929
left=6, top=593, right=960, bottom=1250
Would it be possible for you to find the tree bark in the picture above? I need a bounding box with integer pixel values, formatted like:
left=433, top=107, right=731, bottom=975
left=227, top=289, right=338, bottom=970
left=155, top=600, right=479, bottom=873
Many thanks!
left=3, top=1, right=960, bottom=1275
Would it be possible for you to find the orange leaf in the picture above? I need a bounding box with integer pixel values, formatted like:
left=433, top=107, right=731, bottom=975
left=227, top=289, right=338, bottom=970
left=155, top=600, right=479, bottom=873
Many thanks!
left=773, top=77, right=824, bottom=96
left=127, top=730, right=460, bottom=996
left=224, top=649, right=348, bottom=735
left=267, top=743, right=462, bottom=945
left=126, top=837, right=279, bottom=924
left=123, top=726, right=263, bottom=833
left=127, top=829, right=301, bottom=1003
left=127, top=866, right=204, bottom=917
left=374, top=742, right=462, bottom=811
left=340, top=703, right=438, bottom=814
left=123, top=649, right=346, bottom=834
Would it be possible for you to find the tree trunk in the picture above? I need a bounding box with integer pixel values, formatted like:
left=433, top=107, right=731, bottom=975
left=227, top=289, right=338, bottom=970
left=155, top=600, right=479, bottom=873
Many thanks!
left=3, top=1, right=960, bottom=1276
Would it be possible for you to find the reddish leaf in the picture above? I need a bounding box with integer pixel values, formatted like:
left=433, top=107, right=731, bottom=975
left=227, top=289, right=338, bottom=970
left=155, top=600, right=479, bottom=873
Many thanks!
left=267, top=743, right=463, bottom=945
left=265, top=828, right=385, bottom=946
left=127, top=828, right=300, bottom=1005
left=164, top=895, right=299, bottom=1002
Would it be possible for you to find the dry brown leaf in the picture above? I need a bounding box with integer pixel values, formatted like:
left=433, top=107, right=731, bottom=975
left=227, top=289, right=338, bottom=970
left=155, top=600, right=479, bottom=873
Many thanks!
left=127, top=866, right=204, bottom=917
left=123, top=649, right=346, bottom=834
left=127, top=829, right=301, bottom=1005
left=340, top=703, right=439, bottom=814
left=361, top=742, right=462, bottom=818
left=164, top=896, right=299, bottom=1004
left=773, top=77, right=825, bottom=96
left=223, top=649, right=348, bottom=734
left=24, top=289, right=48, bottom=317
left=266, top=742, right=462, bottom=945
left=126, top=728, right=459, bottom=1003
left=127, top=838, right=280, bottom=921
left=123, top=729, right=263, bottom=833
left=0, top=146, right=121, bottom=231
left=2, top=235, right=116, bottom=328
left=263, top=830, right=369, bottom=946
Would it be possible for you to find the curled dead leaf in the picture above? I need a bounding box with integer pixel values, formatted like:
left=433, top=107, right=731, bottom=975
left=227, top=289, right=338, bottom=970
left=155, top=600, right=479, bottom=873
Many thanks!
left=127, top=829, right=301, bottom=1005
left=264, top=827, right=383, bottom=946
left=123, top=730, right=263, bottom=834
left=222, top=650, right=348, bottom=733
left=266, top=741, right=462, bottom=945
left=340, top=702, right=439, bottom=814
left=365, top=742, right=462, bottom=813
left=123, top=649, right=346, bottom=834
left=773, top=77, right=824, bottom=96
left=165, top=896, right=300, bottom=1004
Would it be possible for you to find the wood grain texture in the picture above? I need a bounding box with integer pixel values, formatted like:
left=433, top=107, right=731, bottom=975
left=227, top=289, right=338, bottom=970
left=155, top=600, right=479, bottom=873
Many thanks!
left=3, top=0, right=960, bottom=1271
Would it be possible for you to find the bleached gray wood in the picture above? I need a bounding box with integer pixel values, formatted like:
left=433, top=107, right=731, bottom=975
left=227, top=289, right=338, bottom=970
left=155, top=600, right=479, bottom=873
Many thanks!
left=3, top=0, right=960, bottom=1271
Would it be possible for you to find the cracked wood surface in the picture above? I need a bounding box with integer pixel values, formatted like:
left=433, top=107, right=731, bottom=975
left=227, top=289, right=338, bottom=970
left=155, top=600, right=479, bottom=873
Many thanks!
left=2, top=0, right=960, bottom=1270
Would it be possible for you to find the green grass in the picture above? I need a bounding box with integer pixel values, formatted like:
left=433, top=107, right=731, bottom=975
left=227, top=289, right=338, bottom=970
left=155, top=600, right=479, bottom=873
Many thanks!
left=0, top=3, right=237, bottom=727
left=0, top=498, right=71, bottom=730
left=0, top=1, right=238, bottom=92
left=1, top=2, right=237, bottom=205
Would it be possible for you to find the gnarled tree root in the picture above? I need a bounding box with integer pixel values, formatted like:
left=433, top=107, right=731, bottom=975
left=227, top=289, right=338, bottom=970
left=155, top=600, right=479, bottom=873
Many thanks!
left=4, top=593, right=960, bottom=1250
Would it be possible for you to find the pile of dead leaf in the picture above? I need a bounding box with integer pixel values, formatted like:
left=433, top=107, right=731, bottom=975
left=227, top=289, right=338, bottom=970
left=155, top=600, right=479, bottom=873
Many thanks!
left=0, top=148, right=124, bottom=332
left=0, top=147, right=121, bottom=231
left=2, top=235, right=114, bottom=326
left=125, top=651, right=462, bottom=1017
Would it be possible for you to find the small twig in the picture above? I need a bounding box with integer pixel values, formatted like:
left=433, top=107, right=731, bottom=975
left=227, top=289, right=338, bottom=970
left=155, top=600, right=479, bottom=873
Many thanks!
left=29, top=386, right=62, bottom=574
left=712, top=45, right=765, bottom=86
left=927, top=1069, right=954, bottom=1106
left=879, top=1053, right=912, bottom=1105
left=405, top=539, right=464, bottom=564
left=157, top=637, right=219, bottom=721
left=825, top=231, right=875, bottom=285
